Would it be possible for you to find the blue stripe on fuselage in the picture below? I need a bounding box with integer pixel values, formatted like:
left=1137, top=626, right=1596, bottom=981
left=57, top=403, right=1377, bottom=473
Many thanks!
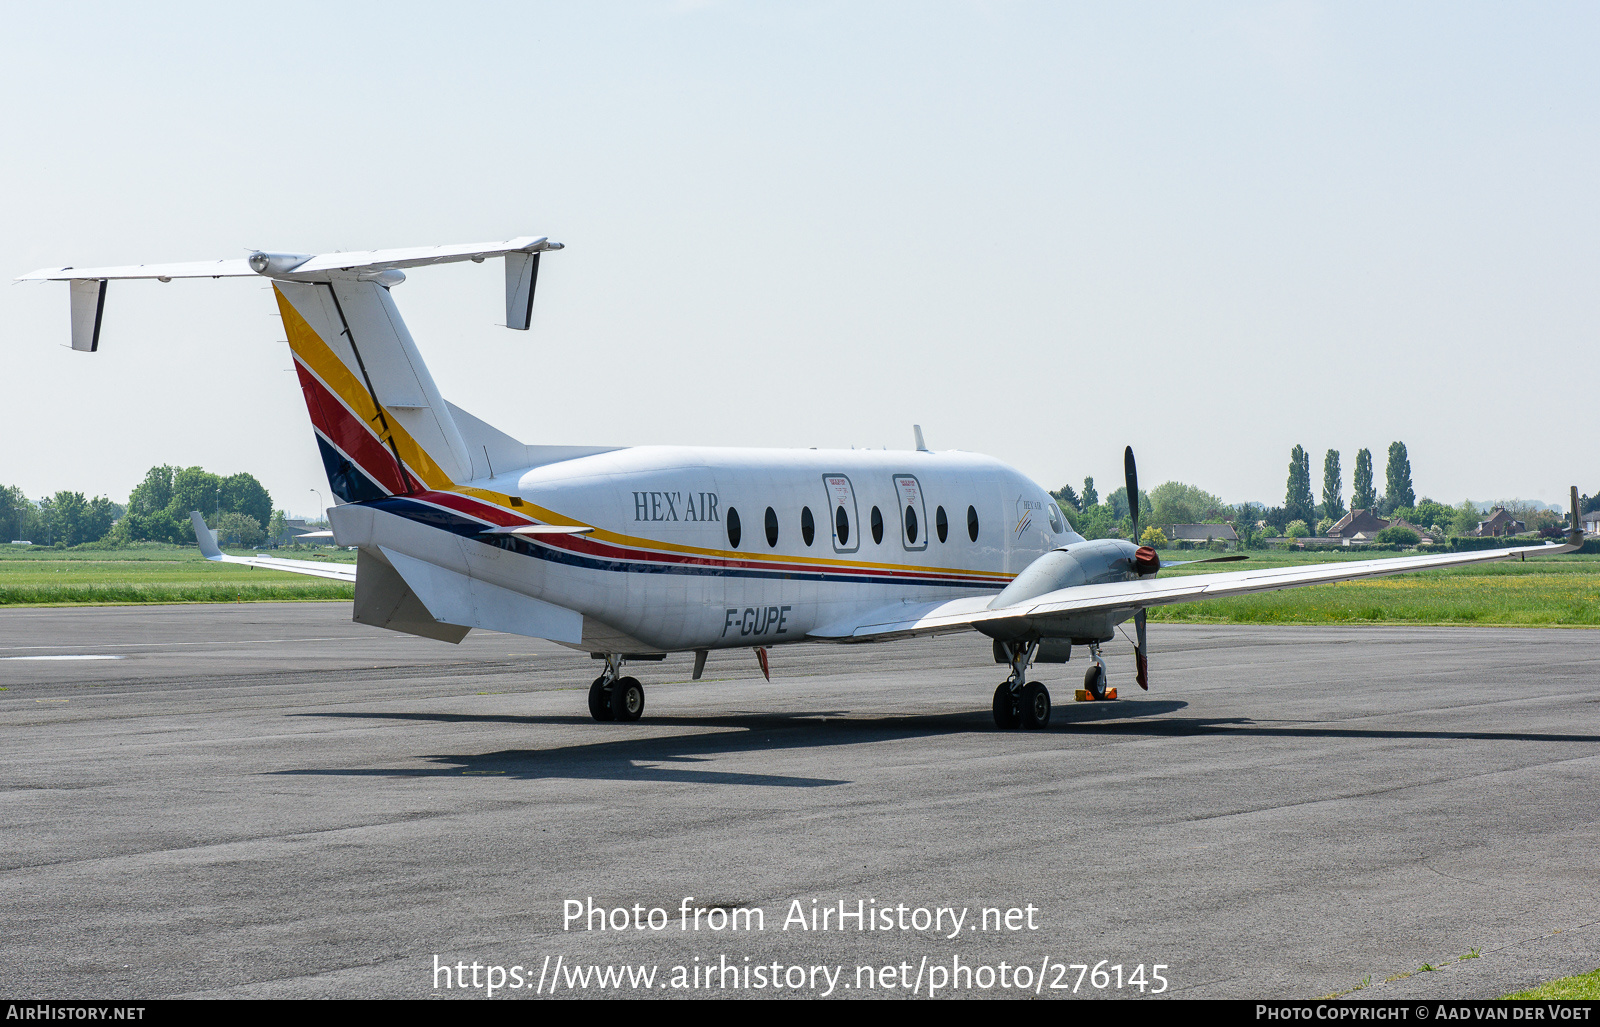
left=365, top=496, right=1003, bottom=590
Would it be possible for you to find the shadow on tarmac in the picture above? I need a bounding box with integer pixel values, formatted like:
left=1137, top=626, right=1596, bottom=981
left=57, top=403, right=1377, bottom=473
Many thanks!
left=278, top=702, right=1179, bottom=788
left=278, top=698, right=1600, bottom=788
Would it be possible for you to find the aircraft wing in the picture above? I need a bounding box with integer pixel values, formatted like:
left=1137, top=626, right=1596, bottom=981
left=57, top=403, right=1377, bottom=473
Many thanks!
left=809, top=540, right=1577, bottom=642
left=189, top=512, right=357, bottom=583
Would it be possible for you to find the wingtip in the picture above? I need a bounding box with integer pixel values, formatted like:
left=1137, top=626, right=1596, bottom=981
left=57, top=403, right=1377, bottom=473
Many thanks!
left=189, top=511, right=223, bottom=559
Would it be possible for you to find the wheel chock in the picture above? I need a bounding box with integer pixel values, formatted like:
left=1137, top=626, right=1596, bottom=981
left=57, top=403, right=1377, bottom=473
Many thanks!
left=1074, top=687, right=1118, bottom=702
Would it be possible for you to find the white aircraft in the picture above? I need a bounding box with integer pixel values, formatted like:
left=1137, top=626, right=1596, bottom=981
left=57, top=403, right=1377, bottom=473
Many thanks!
left=20, top=238, right=1584, bottom=729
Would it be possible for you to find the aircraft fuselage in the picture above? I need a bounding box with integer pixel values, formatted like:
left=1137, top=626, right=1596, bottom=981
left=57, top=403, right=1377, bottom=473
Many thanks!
left=337, top=444, right=1077, bottom=654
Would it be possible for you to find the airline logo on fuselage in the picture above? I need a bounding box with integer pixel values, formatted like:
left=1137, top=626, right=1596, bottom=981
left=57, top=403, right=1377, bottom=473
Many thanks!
left=633, top=491, right=721, bottom=522
left=1015, top=498, right=1043, bottom=536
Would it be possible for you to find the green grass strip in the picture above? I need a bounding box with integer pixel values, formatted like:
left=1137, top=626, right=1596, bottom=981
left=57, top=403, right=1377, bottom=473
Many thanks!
left=1503, top=967, right=1600, bottom=999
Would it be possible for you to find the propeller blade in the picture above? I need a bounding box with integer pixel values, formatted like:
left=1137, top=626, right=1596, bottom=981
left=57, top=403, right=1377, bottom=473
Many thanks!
left=1134, top=607, right=1149, bottom=690
left=1124, top=446, right=1140, bottom=544
left=1159, top=554, right=1249, bottom=568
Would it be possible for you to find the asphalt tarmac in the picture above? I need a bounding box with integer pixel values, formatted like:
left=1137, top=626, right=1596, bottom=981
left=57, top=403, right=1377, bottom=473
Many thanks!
left=2, top=602, right=1598, bottom=1000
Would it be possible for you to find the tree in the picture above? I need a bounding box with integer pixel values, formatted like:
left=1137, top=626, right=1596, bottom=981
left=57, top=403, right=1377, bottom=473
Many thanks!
left=44, top=491, right=117, bottom=547
left=168, top=467, right=222, bottom=520
left=1285, top=445, right=1315, bottom=526
left=1052, top=484, right=1081, bottom=512
left=1139, top=525, right=1169, bottom=548
left=1352, top=449, right=1376, bottom=510
left=0, top=485, right=42, bottom=543
left=1286, top=519, right=1310, bottom=539
left=1232, top=502, right=1264, bottom=549
left=1384, top=442, right=1414, bottom=514
left=1317, top=516, right=1334, bottom=536
left=1412, top=498, right=1453, bottom=534
left=1376, top=525, right=1420, bottom=546
left=220, top=473, right=272, bottom=529
left=1081, top=477, right=1098, bottom=509
left=214, top=512, right=265, bottom=548
left=1322, top=450, right=1344, bottom=521
left=1073, top=503, right=1117, bottom=540
left=1106, top=486, right=1152, bottom=523
left=110, top=508, right=188, bottom=544
left=127, top=465, right=179, bottom=516
left=1450, top=500, right=1482, bottom=536
left=1149, top=481, right=1227, bottom=526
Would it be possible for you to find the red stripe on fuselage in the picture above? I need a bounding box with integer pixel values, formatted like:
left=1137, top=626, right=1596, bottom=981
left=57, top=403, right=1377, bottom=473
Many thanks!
left=406, top=489, right=1010, bottom=584
left=294, top=359, right=408, bottom=495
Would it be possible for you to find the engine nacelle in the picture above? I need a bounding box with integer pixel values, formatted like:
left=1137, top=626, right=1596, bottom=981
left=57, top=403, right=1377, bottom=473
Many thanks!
left=989, top=538, right=1158, bottom=611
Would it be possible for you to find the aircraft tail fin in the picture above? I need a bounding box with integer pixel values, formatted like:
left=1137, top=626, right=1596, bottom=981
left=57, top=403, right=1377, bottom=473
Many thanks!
left=274, top=279, right=473, bottom=499
left=21, top=237, right=566, bottom=502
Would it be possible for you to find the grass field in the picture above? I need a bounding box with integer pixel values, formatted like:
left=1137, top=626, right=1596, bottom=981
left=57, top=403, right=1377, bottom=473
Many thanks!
left=1503, top=967, right=1600, bottom=999
left=1152, top=551, right=1600, bottom=627
left=1, top=543, right=1597, bottom=625
left=0, top=543, right=354, bottom=605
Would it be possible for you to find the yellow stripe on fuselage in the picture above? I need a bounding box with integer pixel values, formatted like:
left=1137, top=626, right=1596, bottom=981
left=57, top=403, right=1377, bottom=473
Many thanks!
left=274, top=285, right=457, bottom=492
left=447, top=485, right=1010, bottom=581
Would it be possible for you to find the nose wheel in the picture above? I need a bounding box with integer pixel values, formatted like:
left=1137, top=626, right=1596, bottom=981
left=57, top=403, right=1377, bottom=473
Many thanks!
left=1076, top=642, right=1116, bottom=701
left=1083, top=663, right=1108, bottom=700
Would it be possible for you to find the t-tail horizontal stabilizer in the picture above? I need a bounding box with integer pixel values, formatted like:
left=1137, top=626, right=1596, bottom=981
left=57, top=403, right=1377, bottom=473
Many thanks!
left=19, top=236, right=564, bottom=350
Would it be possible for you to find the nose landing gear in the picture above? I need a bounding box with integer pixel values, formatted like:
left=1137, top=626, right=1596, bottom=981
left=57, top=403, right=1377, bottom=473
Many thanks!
left=1076, top=642, right=1116, bottom=702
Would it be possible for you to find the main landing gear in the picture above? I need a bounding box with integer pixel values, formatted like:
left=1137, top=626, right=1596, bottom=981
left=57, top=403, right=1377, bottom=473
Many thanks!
left=992, top=641, right=1051, bottom=730
left=588, top=654, right=645, bottom=723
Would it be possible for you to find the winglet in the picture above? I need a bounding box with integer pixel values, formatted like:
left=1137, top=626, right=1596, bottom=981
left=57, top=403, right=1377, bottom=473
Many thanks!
left=189, top=511, right=223, bottom=560
left=1572, top=486, right=1585, bottom=548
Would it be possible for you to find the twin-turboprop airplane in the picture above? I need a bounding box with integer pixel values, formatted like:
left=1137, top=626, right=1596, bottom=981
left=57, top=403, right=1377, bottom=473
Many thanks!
left=21, top=237, right=1584, bottom=729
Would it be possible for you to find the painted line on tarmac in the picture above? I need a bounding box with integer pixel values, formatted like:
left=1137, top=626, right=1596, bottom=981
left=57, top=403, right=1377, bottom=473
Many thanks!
left=0, top=637, right=352, bottom=653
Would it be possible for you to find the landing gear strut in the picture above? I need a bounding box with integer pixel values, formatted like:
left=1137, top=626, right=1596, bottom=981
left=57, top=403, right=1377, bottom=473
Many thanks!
left=588, top=654, right=645, bottom=723
left=1080, top=641, right=1112, bottom=701
left=992, top=640, right=1050, bottom=730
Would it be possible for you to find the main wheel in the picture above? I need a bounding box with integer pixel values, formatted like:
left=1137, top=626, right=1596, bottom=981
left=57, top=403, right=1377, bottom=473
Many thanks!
left=1083, top=663, right=1107, bottom=701
left=992, top=682, right=1020, bottom=729
left=610, top=676, right=645, bottom=722
left=588, top=675, right=615, bottom=722
left=1020, top=681, right=1051, bottom=729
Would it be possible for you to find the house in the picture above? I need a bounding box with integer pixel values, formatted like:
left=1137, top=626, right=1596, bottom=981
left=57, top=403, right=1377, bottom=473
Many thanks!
left=1324, top=509, right=1389, bottom=540
left=1473, top=508, right=1526, bottom=537
left=1582, top=510, right=1600, bottom=536
left=1163, top=523, right=1238, bottom=543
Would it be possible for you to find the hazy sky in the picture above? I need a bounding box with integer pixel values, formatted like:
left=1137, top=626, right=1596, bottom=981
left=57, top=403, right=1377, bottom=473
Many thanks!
left=4, top=2, right=1595, bottom=519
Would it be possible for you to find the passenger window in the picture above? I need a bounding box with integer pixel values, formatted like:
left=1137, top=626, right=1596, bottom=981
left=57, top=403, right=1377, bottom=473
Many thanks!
left=801, top=506, right=815, bottom=547
left=936, top=506, right=948, bottom=543
left=967, top=505, right=979, bottom=542
left=764, top=506, right=779, bottom=548
left=893, top=475, right=927, bottom=551
left=823, top=474, right=858, bottom=553
left=727, top=507, right=742, bottom=549
left=871, top=506, right=884, bottom=544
